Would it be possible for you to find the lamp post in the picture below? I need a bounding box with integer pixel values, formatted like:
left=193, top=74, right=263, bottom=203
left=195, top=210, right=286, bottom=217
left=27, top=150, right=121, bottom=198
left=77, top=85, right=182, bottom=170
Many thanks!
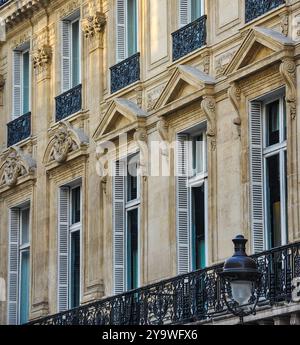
left=219, top=235, right=262, bottom=324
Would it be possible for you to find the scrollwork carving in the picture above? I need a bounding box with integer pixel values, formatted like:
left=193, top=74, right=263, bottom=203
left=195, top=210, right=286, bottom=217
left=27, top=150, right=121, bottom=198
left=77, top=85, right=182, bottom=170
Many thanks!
left=82, top=12, right=106, bottom=39
left=157, top=119, right=169, bottom=158
left=33, top=45, right=52, bottom=73
left=134, top=128, right=148, bottom=178
left=280, top=58, right=297, bottom=120
left=96, top=144, right=109, bottom=193
left=228, top=83, right=242, bottom=137
left=0, top=147, right=36, bottom=188
left=201, top=96, right=216, bottom=150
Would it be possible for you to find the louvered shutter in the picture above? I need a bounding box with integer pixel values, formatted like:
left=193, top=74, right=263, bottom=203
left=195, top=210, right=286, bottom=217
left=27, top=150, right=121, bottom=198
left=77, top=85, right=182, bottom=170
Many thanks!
left=176, top=134, right=190, bottom=274
left=113, top=160, right=125, bottom=294
left=13, top=51, right=21, bottom=119
left=58, top=187, right=70, bottom=312
left=179, top=0, right=190, bottom=27
left=116, top=0, right=127, bottom=62
left=61, top=21, right=71, bottom=92
left=250, top=101, right=265, bottom=253
left=8, top=209, right=20, bottom=325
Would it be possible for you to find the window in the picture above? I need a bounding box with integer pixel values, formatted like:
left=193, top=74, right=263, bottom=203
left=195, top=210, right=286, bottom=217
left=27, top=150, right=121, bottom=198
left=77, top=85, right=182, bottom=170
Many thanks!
left=12, top=43, right=30, bottom=119
left=57, top=184, right=81, bottom=312
left=61, top=11, right=81, bottom=93
left=250, top=94, right=287, bottom=252
left=8, top=206, right=30, bottom=325
left=176, top=124, right=207, bottom=274
left=113, top=155, right=140, bottom=294
left=179, top=0, right=204, bottom=27
left=116, top=0, right=138, bottom=62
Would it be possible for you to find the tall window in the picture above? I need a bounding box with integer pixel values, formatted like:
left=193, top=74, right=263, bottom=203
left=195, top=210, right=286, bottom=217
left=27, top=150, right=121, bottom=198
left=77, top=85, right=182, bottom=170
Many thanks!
left=61, top=11, right=81, bottom=93
left=176, top=124, right=207, bottom=274
left=250, top=94, right=287, bottom=253
left=12, top=43, right=30, bottom=119
left=179, top=0, right=204, bottom=27
left=8, top=206, right=30, bottom=325
left=116, top=0, right=138, bottom=62
left=58, top=184, right=81, bottom=312
left=113, top=155, right=140, bottom=294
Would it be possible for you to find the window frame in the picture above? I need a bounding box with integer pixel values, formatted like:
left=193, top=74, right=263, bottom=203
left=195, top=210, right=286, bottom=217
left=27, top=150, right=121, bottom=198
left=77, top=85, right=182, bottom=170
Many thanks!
left=262, top=96, right=287, bottom=249
left=17, top=206, right=30, bottom=325
left=70, top=17, right=81, bottom=88
left=179, top=0, right=205, bottom=28
left=68, top=184, right=82, bottom=309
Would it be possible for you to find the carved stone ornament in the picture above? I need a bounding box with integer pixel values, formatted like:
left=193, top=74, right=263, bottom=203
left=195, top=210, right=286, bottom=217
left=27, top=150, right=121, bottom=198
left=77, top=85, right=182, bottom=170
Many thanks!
left=156, top=118, right=169, bottom=157
left=134, top=128, right=148, bottom=178
left=201, top=96, right=217, bottom=150
left=96, top=143, right=109, bottom=192
left=33, top=45, right=52, bottom=71
left=82, top=12, right=106, bottom=39
left=280, top=58, right=297, bottom=120
left=0, top=147, right=36, bottom=188
left=45, top=121, right=89, bottom=164
left=228, top=83, right=242, bottom=138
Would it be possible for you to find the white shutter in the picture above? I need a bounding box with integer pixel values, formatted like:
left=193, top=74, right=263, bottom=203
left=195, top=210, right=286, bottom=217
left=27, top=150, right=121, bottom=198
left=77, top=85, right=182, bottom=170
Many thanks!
left=61, top=21, right=71, bottom=92
left=12, top=51, right=21, bottom=119
left=179, top=0, right=191, bottom=27
left=113, top=160, right=125, bottom=294
left=250, top=101, right=265, bottom=253
left=8, top=209, right=20, bottom=325
left=116, top=0, right=127, bottom=62
left=58, top=187, right=69, bottom=312
left=176, top=134, right=190, bottom=274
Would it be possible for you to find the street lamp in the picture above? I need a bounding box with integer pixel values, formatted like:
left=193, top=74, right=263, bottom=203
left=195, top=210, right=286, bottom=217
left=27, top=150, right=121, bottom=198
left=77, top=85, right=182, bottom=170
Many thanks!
left=219, top=235, right=262, bottom=324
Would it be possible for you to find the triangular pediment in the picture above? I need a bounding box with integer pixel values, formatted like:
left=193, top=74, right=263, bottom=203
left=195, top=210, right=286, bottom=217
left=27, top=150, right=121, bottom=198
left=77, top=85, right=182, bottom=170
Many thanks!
left=155, top=65, right=216, bottom=109
left=93, top=98, right=147, bottom=141
left=225, top=26, right=295, bottom=75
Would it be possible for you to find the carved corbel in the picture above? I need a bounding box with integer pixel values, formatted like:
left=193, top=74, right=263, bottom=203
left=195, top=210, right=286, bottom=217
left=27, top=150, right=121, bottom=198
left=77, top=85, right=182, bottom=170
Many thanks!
left=96, top=144, right=109, bottom=193
left=201, top=96, right=216, bottom=150
left=228, top=83, right=242, bottom=137
left=280, top=58, right=297, bottom=120
left=32, top=45, right=52, bottom=74
left=134, top=128, right=148, bottom=179
left=82, top=12, right=106, bottom=39
left=156, top=118, right=169, bottom=157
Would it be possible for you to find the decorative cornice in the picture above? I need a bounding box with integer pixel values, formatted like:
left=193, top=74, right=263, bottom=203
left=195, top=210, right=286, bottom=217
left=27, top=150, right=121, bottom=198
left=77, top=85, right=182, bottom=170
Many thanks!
left=280, top=58, right=297, bottom=120
left=44, top=121, right=89, bottom=166
left=0, top=146, right=36, bottom=188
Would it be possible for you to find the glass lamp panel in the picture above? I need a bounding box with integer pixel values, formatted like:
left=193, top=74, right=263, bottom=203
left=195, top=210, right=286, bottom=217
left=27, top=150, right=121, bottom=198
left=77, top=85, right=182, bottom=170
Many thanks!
left=231, top=281, right=253, bottom=306
left=19, top=249, right=30, bottom=324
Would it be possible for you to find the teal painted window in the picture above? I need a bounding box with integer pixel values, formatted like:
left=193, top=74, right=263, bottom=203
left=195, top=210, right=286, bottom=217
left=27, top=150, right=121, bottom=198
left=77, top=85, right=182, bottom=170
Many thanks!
left=71, top=19, right=80, bottom=87
left=22, top=51, right=30, bottom=114
left=127, top=0, right=137, bottom=57
left=71, top=186, right=81, bottom=224
left=191, top=185, right=205, bottom=270
left=19, top=207, right=30, bottom=324
left=70, top=231, right=80, bottom=308
left=191, top=0, right=202, bottom=21
left=127, top=208, right=138, bottom=290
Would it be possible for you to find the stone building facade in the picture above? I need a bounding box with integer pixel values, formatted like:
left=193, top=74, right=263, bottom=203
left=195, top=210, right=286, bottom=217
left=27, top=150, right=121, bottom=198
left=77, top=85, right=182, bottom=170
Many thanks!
left=0, top=0, right=300, bottom=325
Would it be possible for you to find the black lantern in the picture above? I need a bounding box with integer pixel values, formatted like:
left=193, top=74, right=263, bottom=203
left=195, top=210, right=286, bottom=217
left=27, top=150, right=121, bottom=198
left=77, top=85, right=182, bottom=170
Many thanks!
left=219, top=235, right=262, bottom=323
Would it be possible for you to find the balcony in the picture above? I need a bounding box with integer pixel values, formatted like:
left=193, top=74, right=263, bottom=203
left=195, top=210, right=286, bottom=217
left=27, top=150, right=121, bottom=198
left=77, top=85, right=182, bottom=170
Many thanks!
left=0, top=0, right=10, bottom=7
left=55, top=84, right=82, bottom=122
left=7, top=112, right=31, bottom=147
left=172, top=15, right=207, bottom=62
left=110, top=53, right=140, bottom=94
left=28, top=241, right=300, bottom=325
left=245, top=0, right=285, bottom=23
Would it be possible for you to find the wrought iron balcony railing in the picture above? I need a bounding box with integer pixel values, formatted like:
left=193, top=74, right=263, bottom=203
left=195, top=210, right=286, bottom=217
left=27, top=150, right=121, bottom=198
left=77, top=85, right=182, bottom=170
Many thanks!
left=0, top=0, right=10, bottom=7
left=110, top=53, right=140, bottom=94
left=245, top=0, right=285, bottom=23
left=28, top=241, right=300, bottom=325
left=7, top=112, right=31, bottom=147
left=55, top=84, right=82, bottom=122
left=172, top=15, right=207, bottom=62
